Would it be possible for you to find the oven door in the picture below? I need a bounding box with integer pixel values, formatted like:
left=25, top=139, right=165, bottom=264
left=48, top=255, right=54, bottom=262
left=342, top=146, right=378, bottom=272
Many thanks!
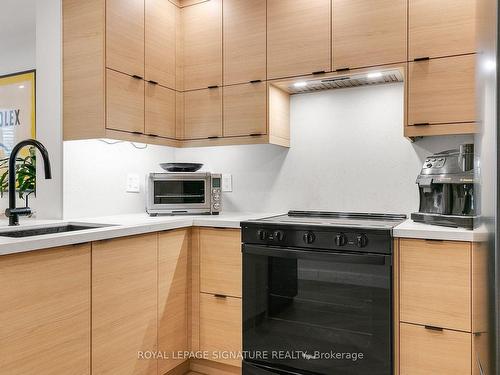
left=243, top=244, right=392, bottom=375
left=147, top=174, right=211, bottom=214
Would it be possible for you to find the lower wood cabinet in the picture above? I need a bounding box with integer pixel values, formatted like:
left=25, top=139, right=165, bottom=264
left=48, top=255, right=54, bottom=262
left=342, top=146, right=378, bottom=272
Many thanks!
left=0, top=244, right=91, bottom=375
left=183, top=88, right=223, bottom=140
left=400, top=323, right=471, bottom=375
left=92, top=234, right=158, bottom=375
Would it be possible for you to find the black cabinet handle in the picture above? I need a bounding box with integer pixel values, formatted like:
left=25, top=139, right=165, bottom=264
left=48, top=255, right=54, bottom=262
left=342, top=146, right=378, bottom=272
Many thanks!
left=207, top=136, right=219, bottom=139
left=131, top=131, right=143, bottom=135
left=146, top=134, right=158, bottom=137
left=208, top=85, right=219, bottom=89
left=424, top=325, right=444, bottom=332
left=413, top=122, right=430, bottom=126
left=249, top=80, right=262, bottom=83
left=132, top=75, right=143, bottom=80
left=214, top=294, right=227, bottom=299
left=336, top=67, right=350, bottom=72
left=148, top=80, right=158, bottom=85
left=249, top=133, right=263, bottom=137
left=312, top=70, right=326, bottom=75
left=413, top=57, right=430, bottom=62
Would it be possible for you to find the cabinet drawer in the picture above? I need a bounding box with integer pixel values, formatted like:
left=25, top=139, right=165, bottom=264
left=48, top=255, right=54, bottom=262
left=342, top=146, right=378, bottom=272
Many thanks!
left=223, top=82, right=267, bottom=137
left=200, top=228, right=242, bottom=298
left=184, top=88, right=223, bottom=140
left=200, top=293, right=242, bottom=367
left=400, top=323, right=471, bottom=375
left=408, top=55, right=476, bottom=126
left=400, top=239, right=471, bottom=331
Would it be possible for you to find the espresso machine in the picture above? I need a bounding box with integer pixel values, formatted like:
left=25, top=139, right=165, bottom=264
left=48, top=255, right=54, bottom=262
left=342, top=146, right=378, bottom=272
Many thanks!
left=411, top=144, right=477, bottom=229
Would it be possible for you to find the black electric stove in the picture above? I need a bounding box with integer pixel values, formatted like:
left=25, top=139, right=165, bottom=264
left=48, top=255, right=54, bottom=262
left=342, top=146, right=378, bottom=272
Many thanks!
left=241, top=211, right=406, bottom=375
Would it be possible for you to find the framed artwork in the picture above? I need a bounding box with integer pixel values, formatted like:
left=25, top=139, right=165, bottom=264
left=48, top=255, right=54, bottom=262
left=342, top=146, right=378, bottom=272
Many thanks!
left=0, top=70, right=36, bottom=158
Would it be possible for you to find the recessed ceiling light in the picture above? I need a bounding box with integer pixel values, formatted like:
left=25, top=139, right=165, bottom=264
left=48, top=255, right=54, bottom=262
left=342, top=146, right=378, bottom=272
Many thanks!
left=18, top=85, right=25, bottom=89
left=293, top=81, right=308, bottom=88
left=367, top=72, right=383, bottom=79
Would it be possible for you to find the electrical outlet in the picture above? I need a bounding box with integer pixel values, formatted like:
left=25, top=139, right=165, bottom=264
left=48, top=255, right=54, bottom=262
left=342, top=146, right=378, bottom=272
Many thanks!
left=126, top=174, right=140, bottom=193
left=222, top=173, right=233, bottom=192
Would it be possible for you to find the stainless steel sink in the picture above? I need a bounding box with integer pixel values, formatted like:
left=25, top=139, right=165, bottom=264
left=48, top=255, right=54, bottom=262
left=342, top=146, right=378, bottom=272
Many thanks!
left=0, top=223, right=112, bottom=238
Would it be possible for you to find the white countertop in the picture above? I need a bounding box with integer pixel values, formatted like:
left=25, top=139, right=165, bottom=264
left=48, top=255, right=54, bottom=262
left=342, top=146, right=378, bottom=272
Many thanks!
left=0, top=213, right=487, bottom=257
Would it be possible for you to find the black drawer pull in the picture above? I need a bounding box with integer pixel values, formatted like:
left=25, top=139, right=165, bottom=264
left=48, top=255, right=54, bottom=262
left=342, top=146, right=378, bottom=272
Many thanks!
left=312, top=70, right=326, bottom=75
left=131, top=131, right=143, bottom=135
left=336, top=67, right=350, bottom=72
left=249, top=133, right=263, bottom=137
left=207, top=136, right=219, bottom=139
left=146, top=134, right=158, bottom=137
left=214, top=294, right=227, bottom=299
left=132, top=75, right=143, bottom=80
left=148, top=80, right=158, bottom=85
left=208, top=85, right=219, bottom=89
left=425, top=325, right=444, bottom=331
left=414, top=57, right=430, bottom=62
left=413, top=122, right=430, bottom=126
left=249, top=79, right=262, bottom=83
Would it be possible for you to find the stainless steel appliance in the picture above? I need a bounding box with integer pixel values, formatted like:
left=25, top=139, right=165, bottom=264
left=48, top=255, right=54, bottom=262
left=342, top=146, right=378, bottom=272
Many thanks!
left=241, top=211, right=406, bottom=375
left=411, top=143, right=478, bottom=229
left=146, top=172, right=222, bottom=215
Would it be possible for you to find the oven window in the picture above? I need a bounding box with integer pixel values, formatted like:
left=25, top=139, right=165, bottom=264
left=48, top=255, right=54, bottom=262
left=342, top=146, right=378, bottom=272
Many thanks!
left=154, top=180, right=205, bottom=204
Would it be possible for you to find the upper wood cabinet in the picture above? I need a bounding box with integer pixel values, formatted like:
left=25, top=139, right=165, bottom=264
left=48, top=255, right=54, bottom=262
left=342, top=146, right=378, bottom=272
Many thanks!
left=0, top=245, right=91, bottom=375
left=409, top=0, right=477, bottom=60
left=145, top=82, right=176, bottom=138
left=332, top=0, right=407, bottom=70
left=182, top=0, right=222, bottom=90
left=92, top=234, right=158, bottom=375
left=106, top=69, right=145, bottom=134
left=183, top=88, right=223, bottom=140
left=106, top=0, right=145, bottom=77
left=223, top=82, right=267, bottom=137
left=267, top=0, right=331, bottom=79
left=223, top=0, right=266, bottom=85
left=408, top=55, right=476, bottom=128
left=145, top=0, right=177, bottom=89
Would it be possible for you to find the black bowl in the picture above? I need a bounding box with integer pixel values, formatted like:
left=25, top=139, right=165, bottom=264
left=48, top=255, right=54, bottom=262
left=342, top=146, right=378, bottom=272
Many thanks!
left=160, top=163, right=203, bottom=172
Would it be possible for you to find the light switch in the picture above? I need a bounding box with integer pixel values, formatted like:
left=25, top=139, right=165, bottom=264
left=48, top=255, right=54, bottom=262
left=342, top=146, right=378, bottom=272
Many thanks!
left=222, top=173, right=233, bottom=192
left=126, top=174, right=140, bottom=193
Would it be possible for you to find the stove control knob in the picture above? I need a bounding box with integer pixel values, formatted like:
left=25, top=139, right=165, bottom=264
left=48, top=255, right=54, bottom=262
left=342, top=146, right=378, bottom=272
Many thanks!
left=356, top=234, right=369, bottom=248
left=335, top=233, right=347, bottom=247
left=257, top=229, right=268, bottom=241
left=303, top=231, right=316, bottom=244
left=274, top=230, right=285, bottom=242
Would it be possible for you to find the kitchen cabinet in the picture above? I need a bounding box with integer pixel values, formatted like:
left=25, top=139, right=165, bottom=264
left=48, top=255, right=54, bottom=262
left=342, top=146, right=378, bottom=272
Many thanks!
left=0, top=244, right=91, bottom=375
left=407, top=54, right=476, bottom=133
left=183, top=88, right=223, bottom=140
left=409, top=0, right=476, bottom=60
left=106, top=69, right=145, bottom=134
left=92, top=234, right=157, bottom=375
left=145, top=82, right=176, bottom=138
left=199, top=293, right=242, bottom=367
left=400, top=323, right=471, bottom=375
left=181, top=0, right=222, bottom=91
left=267, top=0, right=331, bottom=79
left=223, top=82, right=267, bottom=137
left=223, top=0, right=266, bottom=85
left=145, top=0, right=177, bottom=89
left=106, top=0, right=145, bottom=77
left=332, top=0, right=407, bottom=70
left=158, top=229, right=190, bottom=374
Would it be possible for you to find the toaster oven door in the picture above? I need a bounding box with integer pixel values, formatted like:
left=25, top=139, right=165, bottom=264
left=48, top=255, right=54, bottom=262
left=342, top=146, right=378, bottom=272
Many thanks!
left=147, top=174, right=211, bottom=214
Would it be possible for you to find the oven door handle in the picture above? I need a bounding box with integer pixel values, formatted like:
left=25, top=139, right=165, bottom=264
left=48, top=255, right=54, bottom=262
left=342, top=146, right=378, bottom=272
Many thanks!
left=243, top=244, right=389, bottom=266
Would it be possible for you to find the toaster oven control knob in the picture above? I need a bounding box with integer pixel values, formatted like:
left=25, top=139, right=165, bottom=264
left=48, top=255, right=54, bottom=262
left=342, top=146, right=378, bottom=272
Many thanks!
left=213, top=202, right=220, bottom=210
left=274, top=230, right=285, bottom=242
left=335, top=233, right=347, bottom=247
left=356, top=234, right=368, bottom=248
left=257, top=229, right=268, bottom=240
left=303, top=232, right=316, bottom=244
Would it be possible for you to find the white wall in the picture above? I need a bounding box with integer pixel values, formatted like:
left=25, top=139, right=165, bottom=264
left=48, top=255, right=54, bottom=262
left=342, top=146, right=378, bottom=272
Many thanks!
left=63, top=140, right=175, bottom=218
left=175, top=83, right=473, bottom=215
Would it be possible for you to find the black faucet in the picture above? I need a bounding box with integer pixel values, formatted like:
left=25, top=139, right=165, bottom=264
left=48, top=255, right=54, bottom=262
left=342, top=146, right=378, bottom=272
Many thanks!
left=5, top=139, right=52, bottom=226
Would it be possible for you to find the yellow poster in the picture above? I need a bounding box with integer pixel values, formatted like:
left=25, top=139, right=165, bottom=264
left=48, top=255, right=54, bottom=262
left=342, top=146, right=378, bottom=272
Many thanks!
left=0, top=70, right=36, bottom=158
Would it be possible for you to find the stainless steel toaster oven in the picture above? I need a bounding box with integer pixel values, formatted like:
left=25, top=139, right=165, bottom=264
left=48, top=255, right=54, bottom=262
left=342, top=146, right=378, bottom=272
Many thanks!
left=146, top=172, right=222, bottom=215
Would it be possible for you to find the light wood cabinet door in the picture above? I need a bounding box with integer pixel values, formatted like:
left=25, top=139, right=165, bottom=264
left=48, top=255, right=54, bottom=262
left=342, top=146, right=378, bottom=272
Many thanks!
left=224, top=82, right=267, bottom=137
left=106, top=0, right=145, bottom=77
left=408, top=55, right=476, bottom=126
left=267, top=0, right=331, bottom=79
left=200, top=228, right=242, bottom=297
left=182, top=0, right=222, bottom=90
left=200, top=293, right=242, bottom=367
left=333, top=0, right=406, bottom=70
left=145, top=0, right=176, bottom=89
left=184, top=88, right=222, bottom=140
left=106, top=69, right=145, bottom=134
left=400, top=323, right=471, bottom=375
left=223, top=0, right=266, bottom=85
left=145, top=83, right=176, bottom=138
left=92, top=234, right=157, bottom=375
left=0, top=245, right=91, bottom=375
left=409, top=0, right=476, bottom=60
left=400, top=239, right=471, bottom=332
left=158, top=229, right=189, bottom=375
